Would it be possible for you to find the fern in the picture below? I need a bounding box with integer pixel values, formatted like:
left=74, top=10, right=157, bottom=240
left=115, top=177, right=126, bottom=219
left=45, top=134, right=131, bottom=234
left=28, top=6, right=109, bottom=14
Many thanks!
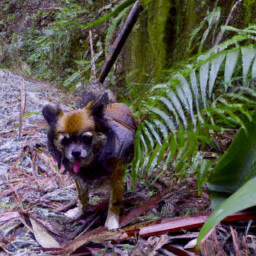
left=131, top=26, right=256, bottom=190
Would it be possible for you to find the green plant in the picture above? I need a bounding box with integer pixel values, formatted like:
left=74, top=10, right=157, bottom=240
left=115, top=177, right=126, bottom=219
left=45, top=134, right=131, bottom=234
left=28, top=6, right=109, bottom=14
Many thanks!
left=196, top=119, right=256, bottom=247
left=130, top=25, right=256, bottom=190
left=1, top=0, right=136, bottom=85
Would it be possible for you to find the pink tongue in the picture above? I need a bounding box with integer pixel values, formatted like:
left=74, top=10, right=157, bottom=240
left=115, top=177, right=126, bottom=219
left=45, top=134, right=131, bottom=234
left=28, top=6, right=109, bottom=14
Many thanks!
left=73, top=160, right=81, bottom=173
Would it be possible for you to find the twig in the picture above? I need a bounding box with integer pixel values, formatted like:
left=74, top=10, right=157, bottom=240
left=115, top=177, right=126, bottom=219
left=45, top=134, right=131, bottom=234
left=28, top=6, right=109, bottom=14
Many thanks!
left=19, top=79, right=26, bottom=139
left=214, top=0, right=242, bottom=46
left=77, top=214, right=100, bottom=238
left=98, top=0, right=141, bottom=84
left=19, top=214, right=34, bottom=234
left=89, top=30, right=96, bottom=79
left=231, top=226, right=242, bottom=256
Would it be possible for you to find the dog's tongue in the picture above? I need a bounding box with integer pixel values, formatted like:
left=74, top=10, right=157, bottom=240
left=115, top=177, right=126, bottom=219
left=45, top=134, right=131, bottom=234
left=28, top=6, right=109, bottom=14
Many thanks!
left=73, top=160, right=81, bottom=173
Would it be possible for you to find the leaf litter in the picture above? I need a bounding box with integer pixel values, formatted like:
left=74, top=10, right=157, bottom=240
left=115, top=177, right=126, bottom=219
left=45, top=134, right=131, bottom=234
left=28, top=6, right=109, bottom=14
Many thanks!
left=0, top=69, right=256, bottom=255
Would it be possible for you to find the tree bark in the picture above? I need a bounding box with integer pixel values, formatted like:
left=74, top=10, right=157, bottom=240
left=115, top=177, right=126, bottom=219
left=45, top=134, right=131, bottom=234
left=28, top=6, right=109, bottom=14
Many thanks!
left=98, top=0, right=141, bottom=84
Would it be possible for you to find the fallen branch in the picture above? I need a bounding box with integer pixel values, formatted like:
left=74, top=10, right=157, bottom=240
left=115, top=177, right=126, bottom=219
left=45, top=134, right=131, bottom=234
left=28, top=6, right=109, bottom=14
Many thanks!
left=139, top=210, right=256, bottom=237
left=42, top=209, right=256, bottom=254
left=98, top=0, right=141, bottom=84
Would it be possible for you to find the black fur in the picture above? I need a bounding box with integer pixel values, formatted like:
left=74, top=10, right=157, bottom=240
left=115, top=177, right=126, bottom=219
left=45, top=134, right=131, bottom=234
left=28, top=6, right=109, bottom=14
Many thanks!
left=42, top=105, right=63, bottom=168
left=42, top=105, right=62, bottom=126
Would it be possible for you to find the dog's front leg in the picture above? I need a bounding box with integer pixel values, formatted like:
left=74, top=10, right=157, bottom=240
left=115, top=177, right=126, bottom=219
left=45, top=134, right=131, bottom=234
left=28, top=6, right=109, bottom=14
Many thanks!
left=105, top=160, right=124, bottom=230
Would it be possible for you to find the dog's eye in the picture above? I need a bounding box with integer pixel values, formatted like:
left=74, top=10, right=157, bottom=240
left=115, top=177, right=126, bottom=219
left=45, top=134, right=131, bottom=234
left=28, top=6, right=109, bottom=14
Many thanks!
left=82, top=132, right=93, bottom=143
left=61, top=136, right=70, bottom=146
left=83, top=132, right=92, bottom=137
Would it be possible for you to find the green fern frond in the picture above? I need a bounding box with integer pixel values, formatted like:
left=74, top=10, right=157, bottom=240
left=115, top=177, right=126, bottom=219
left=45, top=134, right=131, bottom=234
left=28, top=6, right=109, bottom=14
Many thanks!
left=131, top=28, right=256, bottom=187
left=167, top=91, right=188, bottom=129
left=144, top=120, right=162, bottom=145
left=150, top=107, right=176, bottom=133
left=159, top=97, right=180, bottom=127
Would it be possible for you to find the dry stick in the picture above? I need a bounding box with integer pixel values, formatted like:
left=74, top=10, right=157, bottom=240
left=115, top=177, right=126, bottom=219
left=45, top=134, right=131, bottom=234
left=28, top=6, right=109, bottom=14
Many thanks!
left=214, top=0, right=242, bottom=47
left=230, top=226, right=242, bottom=256
left=98, top=0, right=141, bottom=84
left=89, top=30, right=96, bottom=79
left=19, top=79, right=26, bottom=139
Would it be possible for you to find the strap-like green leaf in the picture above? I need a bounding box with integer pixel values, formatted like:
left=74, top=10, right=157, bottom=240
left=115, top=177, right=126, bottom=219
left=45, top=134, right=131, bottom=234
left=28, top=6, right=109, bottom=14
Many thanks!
left=197, top=176, right=256, bottom=248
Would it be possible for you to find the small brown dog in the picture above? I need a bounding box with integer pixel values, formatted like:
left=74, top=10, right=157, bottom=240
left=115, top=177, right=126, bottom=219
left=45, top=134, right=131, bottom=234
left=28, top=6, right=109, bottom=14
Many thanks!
left=42, top=93, right=137, bottom=229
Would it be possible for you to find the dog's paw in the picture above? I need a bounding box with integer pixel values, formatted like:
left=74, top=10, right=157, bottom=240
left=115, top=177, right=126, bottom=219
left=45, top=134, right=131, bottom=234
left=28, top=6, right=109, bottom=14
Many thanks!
left=105, top=211, right=119, bottom=230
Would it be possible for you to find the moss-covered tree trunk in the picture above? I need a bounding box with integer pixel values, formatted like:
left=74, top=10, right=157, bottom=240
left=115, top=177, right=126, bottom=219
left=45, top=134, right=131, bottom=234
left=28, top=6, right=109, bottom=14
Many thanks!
left=124, top=0, right=246, bottom=85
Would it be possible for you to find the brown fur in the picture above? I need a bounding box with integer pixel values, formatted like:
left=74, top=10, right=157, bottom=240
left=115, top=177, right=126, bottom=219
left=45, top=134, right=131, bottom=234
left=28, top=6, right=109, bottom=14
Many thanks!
left=56, top=106, right=95, bottom=136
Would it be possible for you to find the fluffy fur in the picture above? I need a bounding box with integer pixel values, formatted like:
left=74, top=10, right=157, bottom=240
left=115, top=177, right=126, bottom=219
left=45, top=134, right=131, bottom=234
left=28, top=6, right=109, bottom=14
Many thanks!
left=56, top=107, right=95, bottom=135
left=42, top=93, right=137, bottom=229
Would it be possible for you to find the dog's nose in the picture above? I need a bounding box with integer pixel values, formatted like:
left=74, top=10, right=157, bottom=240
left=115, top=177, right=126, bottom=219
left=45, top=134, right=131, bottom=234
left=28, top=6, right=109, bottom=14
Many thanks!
left=72, top=151, right=81, bottom=158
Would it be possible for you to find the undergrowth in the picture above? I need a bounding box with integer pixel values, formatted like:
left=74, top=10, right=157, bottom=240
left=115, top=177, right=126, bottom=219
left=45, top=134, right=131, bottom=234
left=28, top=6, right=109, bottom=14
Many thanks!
left=129, top=21, right=256, bottom=191
left=0, top=0, right=134, bottom=87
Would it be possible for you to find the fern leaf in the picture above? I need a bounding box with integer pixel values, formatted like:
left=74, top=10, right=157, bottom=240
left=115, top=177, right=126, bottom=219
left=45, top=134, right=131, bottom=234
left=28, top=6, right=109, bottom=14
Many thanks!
left=241, top=47, right=256, bottom=82
left=226, top=92, right=256, bottom=105
left=140, top=132, right=148, bottom=153
left=190, top=71, right=204, bottom=123
left=200, top=61, right=210, bottom=109
left=160, top=97, right=180, bottom=127
left=63, top=72, right=80, bottom=87
left=197, top=135, right=218, bottom=149
left=215, top=104, right=245, bottom=128
left=139, top=133, right=150, bottom=176
left=150, top=82, right=170, bottom=91
left=224, top=48, right=239, bottom=91
left=174, top=126, right=186, bottom=162
left=176, top=87, right=190, bottom=112
left=202, top=121, right=222, bottom=132
left=178, top=128, right=198, bottom=173
left=199, top=7, right=221, bottom=53
left=152, top=119, right=169, bottom=138
left=217, top=98, right=253, bottom=122
left=144, top=120, right=162, bottom=145
left=150, top=107, right=176, bottom=133
left=207, top=107, right=236, bottom=127
left=179, top=75, right=197, bottom=129
left=209, top=53, right=225, bottom=97
left=145, top=143, right=161, bottom=176
left=163, top=134, right=177, bottom=171
left=141, top=122, right=154, bottom=150
left=252, top=56, right=256, bottom=79
left=239, top=87, right=256, bottom=98
left=151, top=136, right=172, bottom=182
left=167, top=91, right=188, bottom=130
left=157, top=135, right=170, bottom=165
left=197, top=160, right=211, bottom=195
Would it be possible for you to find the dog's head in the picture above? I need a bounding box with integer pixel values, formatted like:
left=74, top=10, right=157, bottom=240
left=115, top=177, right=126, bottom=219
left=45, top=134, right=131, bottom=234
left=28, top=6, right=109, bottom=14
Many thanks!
left=42, top=94, right=109, bottom=173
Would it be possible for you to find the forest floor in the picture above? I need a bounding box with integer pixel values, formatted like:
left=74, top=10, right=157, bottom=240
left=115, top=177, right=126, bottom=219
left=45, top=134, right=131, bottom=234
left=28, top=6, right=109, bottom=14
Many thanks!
left=0, top=69, right=256, bottom=256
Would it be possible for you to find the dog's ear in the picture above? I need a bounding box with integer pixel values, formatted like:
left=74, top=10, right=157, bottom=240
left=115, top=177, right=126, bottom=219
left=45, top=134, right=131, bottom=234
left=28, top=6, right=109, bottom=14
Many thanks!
left=91, top=93, right=109, bottom=118
left=87, top=93, right=109, bottom=132
left=42, top=105, right=63, bottom=126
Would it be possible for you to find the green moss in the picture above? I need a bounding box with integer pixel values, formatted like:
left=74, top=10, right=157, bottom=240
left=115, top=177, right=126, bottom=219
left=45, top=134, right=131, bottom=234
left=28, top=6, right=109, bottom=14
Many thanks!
left=125, top=0, right=173, bottom=84
left=243, top=0, right=256, bottom=25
